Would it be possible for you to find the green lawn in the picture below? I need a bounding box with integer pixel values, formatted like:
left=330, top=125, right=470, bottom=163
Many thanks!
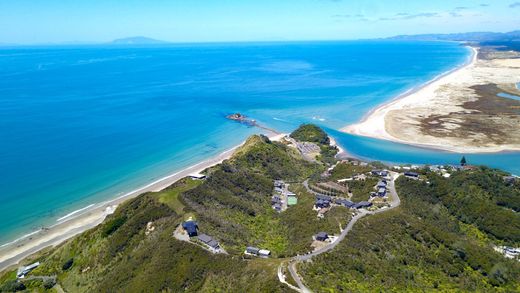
left=156, top=177, right=202, bottom=214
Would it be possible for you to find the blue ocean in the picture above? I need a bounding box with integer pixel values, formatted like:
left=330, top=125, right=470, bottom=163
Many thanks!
left=1, top=41, right=519, bottom=245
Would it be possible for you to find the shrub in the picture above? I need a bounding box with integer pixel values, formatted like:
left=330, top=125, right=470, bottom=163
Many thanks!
left=62, top=258, right=74, bottom=271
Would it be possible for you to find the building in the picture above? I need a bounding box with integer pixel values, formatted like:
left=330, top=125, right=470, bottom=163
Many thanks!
left=335, top=198, right=354, bottom=208
left=245, top=246, right=261, bottom=256
left=287, top=196, right=298, bottom=206
left=274, top=180, right=284, bottom=188
left=197, top=234, right=220, bottom=250
left=504, top=176, right=517, bottom=185
left=404, top=171, right=419, bottom=179
left=377, top=187, right=386, bottom=197
left=273, top=203, right=282, bottom=212
left=376, top=181, right=387, bottom=188
left=316, top=194, right=332, bottom=202
left=17, top=262, right=40, bottom=279
left=182, top=220, right=198, bottom=237
left=315, top=232, right=328, bottom=241
left=258, top=249, right=271, bottom=257
left=371, top=170, right=389, bottom=177
left=315, top=199, right=330, bottom=209
left=354, top=201, right=372, bottom=209
left=189, top=173, right=206, bottom=180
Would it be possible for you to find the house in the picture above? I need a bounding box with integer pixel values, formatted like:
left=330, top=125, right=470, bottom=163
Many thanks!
left=287, top=196, right=298, bottom=206
left=504, top=176, right=516, bottom=185
left=377, top=187, right=386, bottom=197
left=182, top=220, right=198, bottom=237
left=376, top=181, right=387, bottom=188
left=404, top=171, right=419, bottom=179
left=197, top=234, right=212, bottom=243
left=274, top=180, right=284, bottom=188
left=316, top=194, right=332, bottom=202
left=258, top=249, right=271, bottom=257
left=196, top=234, right=220, bottom=251
left=271, top=196, right=281, bottom=203
left=17, top=262, right=40, bottom=279
left=354, top=201, right=372, bottom=209
left=315, top=232, right=328, bottom=241
left=371, top=170, right=389, bottom=177
left=315, top=199, right=330, bottom=209
left=273, top=203, right=282, bottom=211
left=246, top=246, right=260, bottom=255
left=189, top=173, right=206, bottom=180
left=335, top=198, right=354, bottom=208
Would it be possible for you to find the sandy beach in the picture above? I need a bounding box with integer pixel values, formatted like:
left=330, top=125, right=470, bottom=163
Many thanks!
left=343, top=46, right=520, bottom=153
left=0, top=133, right=285, bottom=272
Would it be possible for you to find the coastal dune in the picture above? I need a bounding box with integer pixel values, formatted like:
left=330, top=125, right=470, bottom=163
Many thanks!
left=343, top=46, right=520, bottom=153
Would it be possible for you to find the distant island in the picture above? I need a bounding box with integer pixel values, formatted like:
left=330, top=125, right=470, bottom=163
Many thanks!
left=110, top=36, right=168, bottom=45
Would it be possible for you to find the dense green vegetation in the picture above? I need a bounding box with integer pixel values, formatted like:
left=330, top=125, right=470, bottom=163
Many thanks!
left=300, top=169, right=520, bottom=292
left=329, top=162, right=372, bottom=181
left=0, top=130, right=336, bottom=292
left=3, top=125, right=519, bottom=292
left=181, top=135, right=329, bottom=255
left=349, top=177, right=379, bottom=202
left=290, top=124, right=330, bottom=145
left=290, top=124, right=338, bottom=164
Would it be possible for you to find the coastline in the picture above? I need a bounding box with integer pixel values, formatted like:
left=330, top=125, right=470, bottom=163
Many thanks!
left=340, top=45, right=515, bottom=153
left=0, top=133, right=285, bottom=272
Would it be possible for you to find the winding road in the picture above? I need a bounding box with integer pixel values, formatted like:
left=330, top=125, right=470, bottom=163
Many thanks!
left=285, top=172, right=401, bottom=292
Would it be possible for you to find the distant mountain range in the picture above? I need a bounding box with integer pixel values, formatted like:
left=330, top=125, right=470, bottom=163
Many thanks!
left=110, top=36, right=168, bottom=45
left=388, top=30, right=520, bottom=42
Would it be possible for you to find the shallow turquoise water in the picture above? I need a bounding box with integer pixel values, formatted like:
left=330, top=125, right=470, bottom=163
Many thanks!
left=498, top=92, right=520, bottom=101
left=0, top=40, right=518, bottom=245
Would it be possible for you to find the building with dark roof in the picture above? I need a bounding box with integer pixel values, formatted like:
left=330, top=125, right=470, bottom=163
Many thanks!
left=315, top=232, right=328, bottom=241
left=354, top=201, right=372, bottom=209
left=404, top=171, right=419, bottom=178
left=197, top=234, right=212, bottom=243
left=315, top=199, right=330, bottom=209
left=246, top=246, right=260, bottom=255
left=335, top=198, right=354, bottom=208
left=182, top=220, right=198, bottom=237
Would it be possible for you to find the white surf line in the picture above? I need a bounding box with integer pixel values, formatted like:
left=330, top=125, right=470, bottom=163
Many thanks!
left=56, top=204, right=95, bottom=222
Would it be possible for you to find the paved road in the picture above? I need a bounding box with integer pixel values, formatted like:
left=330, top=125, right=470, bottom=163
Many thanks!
left=287, top=172, right=401, bottom=292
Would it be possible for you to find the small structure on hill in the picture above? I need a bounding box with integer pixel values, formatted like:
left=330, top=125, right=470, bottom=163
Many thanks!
left=17, top=262, right=40, bottom=279
left=404, top=171, right=419, bottom=179
left=504, top=176, right=517, bottom=185
left=182, top=220, right=198, bottom=237
left=371, top=170, right=389, bottom=177
left=354, top=201, right=372, bottom=209
left=245, top=246, right=271, bottom=258
left=197, top=234, right=220, bottom=251
left=315, top=232, right=329, bottom=242
left=335, top=198, right=354, bottom=208
left=189, top=173, right=206, bottom=180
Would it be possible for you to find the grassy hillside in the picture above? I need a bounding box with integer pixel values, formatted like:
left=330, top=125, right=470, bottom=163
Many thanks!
left=3, top=127, right=519, bottom=292
left=181, top=135, right=325, bottom=256
left=299, top=168, right=520, bottom=292
left=0, top=131, right=336, bottom=292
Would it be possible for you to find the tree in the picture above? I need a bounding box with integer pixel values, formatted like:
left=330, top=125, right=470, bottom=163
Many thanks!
left=460, top=156, right=467, bottom=166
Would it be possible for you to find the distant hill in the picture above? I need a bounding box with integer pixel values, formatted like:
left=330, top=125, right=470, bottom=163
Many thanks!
left=388, top=30, right=520, bottom=42
left=110, top=36, right=168, bottom=45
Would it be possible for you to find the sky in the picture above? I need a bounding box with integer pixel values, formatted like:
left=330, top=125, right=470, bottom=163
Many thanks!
left=0, top=0, right=519, bottom=44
